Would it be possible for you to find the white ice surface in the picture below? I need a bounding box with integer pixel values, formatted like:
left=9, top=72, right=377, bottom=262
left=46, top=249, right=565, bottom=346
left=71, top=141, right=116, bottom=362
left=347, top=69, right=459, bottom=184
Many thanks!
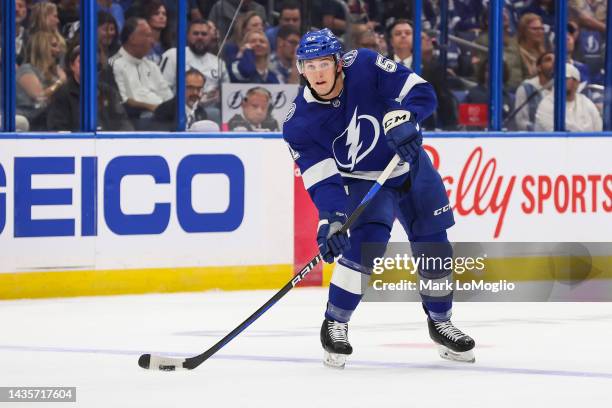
left=1, top=288, right=612, bottom=407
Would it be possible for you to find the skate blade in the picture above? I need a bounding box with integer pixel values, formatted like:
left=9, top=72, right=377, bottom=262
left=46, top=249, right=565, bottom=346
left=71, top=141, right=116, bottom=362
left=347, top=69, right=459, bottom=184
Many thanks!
left=323, top=351, right=347, bottom=369
left=437, top=345, right=475, bottom=363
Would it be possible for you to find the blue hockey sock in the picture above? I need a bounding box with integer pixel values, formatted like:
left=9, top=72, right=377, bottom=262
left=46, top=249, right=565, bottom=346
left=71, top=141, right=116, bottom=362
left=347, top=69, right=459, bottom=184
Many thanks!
left=411, top=230, right=453, bottom=321
left=325, top=259, right=368, bottom=322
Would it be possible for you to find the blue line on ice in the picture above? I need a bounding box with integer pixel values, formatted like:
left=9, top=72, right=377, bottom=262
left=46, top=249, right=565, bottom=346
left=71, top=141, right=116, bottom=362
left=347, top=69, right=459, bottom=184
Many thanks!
left=2, top=344, right=611, bottom=380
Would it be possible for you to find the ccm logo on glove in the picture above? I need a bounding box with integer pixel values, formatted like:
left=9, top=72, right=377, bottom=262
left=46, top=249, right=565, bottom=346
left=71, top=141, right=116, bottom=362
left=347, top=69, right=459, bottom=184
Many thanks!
left=383, top=110, right=419, bottom=133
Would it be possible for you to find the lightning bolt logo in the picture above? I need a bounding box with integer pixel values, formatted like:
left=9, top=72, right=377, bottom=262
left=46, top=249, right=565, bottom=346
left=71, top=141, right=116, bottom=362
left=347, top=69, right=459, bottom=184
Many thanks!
left=345, top=109, right=363, bottom=171
left=332, top=107, right=380, bottom=170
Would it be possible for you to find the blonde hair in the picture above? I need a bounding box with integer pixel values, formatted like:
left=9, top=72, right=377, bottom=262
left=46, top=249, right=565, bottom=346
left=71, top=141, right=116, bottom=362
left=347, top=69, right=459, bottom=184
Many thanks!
left=25, top=31, right=61, bottom=82
left=231, top=11, right=264, bottom=45
left=518, top=13, right=545, bottom=51
left=28, top=2, right=67, bottom=53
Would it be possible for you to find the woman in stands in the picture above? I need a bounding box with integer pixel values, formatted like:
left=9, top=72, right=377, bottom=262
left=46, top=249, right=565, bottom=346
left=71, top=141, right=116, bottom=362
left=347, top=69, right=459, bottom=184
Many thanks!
left=144, top=0, right=174, bottom=64
left=517, top=13, right=549, bottom=80
left=16, top=31, right=67, bottom=130
left=228, top=29, right=279, bottom=84
left=98, top=10, right=121, bottom=62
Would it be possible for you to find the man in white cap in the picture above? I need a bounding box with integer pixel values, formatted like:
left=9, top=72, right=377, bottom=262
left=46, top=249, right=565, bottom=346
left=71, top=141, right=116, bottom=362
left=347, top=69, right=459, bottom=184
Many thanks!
left=535, top=63, right=602, bottom=132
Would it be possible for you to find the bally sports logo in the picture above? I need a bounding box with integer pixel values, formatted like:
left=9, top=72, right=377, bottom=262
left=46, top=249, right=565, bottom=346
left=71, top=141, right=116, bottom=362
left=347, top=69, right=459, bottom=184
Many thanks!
left=424, top=145, right=612, bottom=239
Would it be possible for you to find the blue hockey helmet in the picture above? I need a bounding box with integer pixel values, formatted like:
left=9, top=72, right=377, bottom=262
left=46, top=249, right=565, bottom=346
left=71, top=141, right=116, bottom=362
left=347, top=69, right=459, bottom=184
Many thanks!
left=296, top=29, right=343, bottom=74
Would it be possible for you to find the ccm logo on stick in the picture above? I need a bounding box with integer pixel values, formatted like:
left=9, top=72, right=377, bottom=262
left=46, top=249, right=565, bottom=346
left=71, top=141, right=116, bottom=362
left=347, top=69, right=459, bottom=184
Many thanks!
left=1, top=154, right=245, bottom=238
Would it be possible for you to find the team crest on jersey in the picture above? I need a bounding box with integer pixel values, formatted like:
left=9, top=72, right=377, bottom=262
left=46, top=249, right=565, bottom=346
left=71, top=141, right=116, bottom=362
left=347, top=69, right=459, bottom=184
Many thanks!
left=332, top=107, right=380, bottom=171
left=342, top=50, right=358, bottom=67
left=284, top=103, right=296, bottom=122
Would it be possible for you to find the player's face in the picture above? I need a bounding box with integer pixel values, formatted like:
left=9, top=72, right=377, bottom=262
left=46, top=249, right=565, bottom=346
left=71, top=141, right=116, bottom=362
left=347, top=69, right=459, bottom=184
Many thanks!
left=243, top=93, right=269, bottom=126
left=302, top=56, right=341, bottom=97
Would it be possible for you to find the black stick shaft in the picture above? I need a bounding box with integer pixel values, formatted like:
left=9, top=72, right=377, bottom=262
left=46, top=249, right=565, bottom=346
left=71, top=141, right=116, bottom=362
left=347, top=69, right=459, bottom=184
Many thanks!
left=180, top=155, right=401, bottom=369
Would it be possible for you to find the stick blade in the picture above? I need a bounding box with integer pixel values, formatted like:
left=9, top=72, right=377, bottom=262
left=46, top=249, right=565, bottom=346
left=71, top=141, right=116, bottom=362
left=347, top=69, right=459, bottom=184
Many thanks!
left=138, top=354, right=189, bottom=371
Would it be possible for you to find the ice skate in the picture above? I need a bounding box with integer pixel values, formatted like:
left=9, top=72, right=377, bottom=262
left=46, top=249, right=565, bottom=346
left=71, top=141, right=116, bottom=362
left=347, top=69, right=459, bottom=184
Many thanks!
left=321, top=319, right=353, bottom=369
left=428, top=318, right=476, bottom=363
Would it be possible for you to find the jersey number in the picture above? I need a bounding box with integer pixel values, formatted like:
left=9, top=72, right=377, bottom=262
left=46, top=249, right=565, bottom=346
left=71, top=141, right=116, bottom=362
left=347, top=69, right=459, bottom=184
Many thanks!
left=375, top=55, right=397, bottom=73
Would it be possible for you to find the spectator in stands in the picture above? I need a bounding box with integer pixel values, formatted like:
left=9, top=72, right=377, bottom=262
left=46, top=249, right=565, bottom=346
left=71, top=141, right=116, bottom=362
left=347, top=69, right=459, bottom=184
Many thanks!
left=269, top=25, right=300, bottom=84
left=209, top=0, right=266, bottom=41
left=46, top=44, right=133, bottom=131
left=388, top=20, right=413, bottom=68
left=16, top=0, right=28, bottom=63
left=224, top=11, right=266, bottom=62
left=520, top=0, right=555, bottom=34
left=513, top=51, right=554, bottom=131
left=98, top=11, right=121, bottom=62
left=228, top=29, right=279, bottom=84
left=266, top=0, right=301, bottom=51
left=517, top=13, right=549, bottom=80
left=16, top=31, right=67, bottom=130
left=144, top=0, right=174, bottom=64
left=27, top=1, right=67, bottom=55
left=109, top=18, right=173, bottom=122
left=152, top=69, right=209, bottom=130
left=474, top=7, right=523, bottom=90
left=535, top=63, right=602, bottom=132
left=160, top=19, right=228, bottom=123
left=228, top=86, right=279, bottom=131
left=98, top=0, right=125, bottom=32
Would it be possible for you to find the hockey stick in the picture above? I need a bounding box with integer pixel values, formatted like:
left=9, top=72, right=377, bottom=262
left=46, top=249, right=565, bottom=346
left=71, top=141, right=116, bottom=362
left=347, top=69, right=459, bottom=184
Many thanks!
left=138, top=154, right=402, bottom=371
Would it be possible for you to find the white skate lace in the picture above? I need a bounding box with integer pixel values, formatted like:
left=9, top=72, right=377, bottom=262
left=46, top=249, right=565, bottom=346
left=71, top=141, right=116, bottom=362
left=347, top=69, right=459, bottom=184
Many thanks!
left=434, top=320, right=467, bottom=342
left=328, top=321, right=349, bottom=344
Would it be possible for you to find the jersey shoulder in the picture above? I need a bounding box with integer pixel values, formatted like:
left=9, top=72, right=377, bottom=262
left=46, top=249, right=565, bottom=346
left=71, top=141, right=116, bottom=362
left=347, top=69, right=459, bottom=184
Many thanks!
left=282, top=91, right=312, bottom=145
left=342, top=48, right=395, bottom=73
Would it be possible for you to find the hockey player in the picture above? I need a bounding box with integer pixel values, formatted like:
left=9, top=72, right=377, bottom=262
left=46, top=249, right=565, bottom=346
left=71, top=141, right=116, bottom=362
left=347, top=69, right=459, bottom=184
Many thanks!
left=283, top=29, right=475, bottom=368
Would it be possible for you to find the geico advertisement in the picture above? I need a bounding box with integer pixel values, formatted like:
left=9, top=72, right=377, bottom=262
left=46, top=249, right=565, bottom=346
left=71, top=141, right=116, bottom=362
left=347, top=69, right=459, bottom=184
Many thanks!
left=0, top=138, right=294, bottom=273
left=388, top=137, right=612, bottom=242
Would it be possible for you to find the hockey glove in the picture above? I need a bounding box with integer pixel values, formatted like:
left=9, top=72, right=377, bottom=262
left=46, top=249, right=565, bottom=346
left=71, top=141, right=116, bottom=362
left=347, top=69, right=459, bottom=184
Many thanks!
left=383, top=110, right=422, bottom=165
left=317, top=211, right=351, bottom=263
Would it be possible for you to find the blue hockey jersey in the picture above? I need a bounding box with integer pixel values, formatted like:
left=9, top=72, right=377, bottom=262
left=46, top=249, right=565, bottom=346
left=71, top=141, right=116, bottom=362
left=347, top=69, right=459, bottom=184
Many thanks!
left=283, top=48, right=437, bottom=214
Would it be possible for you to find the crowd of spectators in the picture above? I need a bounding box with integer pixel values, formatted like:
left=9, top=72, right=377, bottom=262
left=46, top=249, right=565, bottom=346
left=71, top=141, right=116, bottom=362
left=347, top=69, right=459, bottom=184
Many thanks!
left=2, top=0, right=608, bottom=132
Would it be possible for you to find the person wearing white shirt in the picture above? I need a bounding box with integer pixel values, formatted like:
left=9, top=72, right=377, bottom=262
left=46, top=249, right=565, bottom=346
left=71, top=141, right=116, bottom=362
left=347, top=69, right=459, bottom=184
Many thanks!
left=160, top=19, right=227, bottom=123
left=513, top=51, right=554, bottom=131
left=535, top=63, right=602, bottom=132
left=160, top=20, right=227, bottom=102
left=389, top=20, right=413, bottom=69
left=109, top=17, right=173, bottom=118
